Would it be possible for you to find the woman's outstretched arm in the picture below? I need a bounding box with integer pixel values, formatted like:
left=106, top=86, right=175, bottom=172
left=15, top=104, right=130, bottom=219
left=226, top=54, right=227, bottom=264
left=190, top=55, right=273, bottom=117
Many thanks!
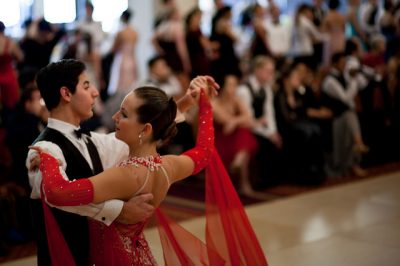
left=32, top=148, right=146, bottom=206
left=33, top=81, right=217, bottom=207
left=167, top=89, right=215, bottom=182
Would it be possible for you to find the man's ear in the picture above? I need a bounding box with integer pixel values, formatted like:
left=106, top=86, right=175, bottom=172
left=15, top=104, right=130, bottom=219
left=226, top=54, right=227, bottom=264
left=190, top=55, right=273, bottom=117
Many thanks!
left=60, top=86, right=72, bottom=102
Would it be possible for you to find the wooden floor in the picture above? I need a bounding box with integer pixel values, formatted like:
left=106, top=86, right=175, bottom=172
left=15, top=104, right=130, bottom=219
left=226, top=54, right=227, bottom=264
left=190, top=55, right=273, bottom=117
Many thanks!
left=2, top=170, right=400, bottom=266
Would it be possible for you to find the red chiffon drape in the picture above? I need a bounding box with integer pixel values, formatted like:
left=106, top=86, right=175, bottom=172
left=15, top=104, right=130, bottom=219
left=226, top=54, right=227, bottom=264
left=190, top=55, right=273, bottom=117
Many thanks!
left=156, top=150, right=267, bottom=265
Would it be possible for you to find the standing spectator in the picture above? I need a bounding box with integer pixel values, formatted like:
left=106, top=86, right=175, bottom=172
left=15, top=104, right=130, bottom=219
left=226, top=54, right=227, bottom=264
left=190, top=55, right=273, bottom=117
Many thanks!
left=265, top=4, right=291, bottom=68
left=291, top=4, right=325, bottom=70
left=76, top=1, right=105, bottom=57
left=379, top=0, right=397, bottom=40
left=311, top=0, right=327, bottom=27
left=19, top=18, right=65, bottom=71
left=0, top=21, right=24, bottom=110
left=360, top=0, right=381, bottom=40
left=107, top=9, right=138, bottom=96
left=210, top=6, right=241, bottom=82
left=322, top=0, right=347, bottom=63
left=152, top=7, right=191, bottom=89
left=249, top=4, right=271, bottom=59
left=185, top=7, right=213, bottom=78
left=346, top=0, right=367, bottom=45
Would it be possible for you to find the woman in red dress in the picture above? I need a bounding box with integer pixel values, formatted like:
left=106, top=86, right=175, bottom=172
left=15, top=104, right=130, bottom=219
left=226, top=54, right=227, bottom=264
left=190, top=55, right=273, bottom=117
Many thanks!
left=212, top=74, right=258, bottom=196
left=0, top=21, right=24, bottom=109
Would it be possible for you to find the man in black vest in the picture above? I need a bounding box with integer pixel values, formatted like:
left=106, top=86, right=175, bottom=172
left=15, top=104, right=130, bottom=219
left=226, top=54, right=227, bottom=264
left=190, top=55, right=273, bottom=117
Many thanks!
left=237, top=56, right=283, bottom=187
left=322, top=52, right=367, bottom=177
left=26, top=59, right=155, bottom=266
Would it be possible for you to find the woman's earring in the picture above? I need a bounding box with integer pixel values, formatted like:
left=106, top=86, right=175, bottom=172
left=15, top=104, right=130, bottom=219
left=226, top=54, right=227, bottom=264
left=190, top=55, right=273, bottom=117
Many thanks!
left=138, top=133, right=143, bottom=145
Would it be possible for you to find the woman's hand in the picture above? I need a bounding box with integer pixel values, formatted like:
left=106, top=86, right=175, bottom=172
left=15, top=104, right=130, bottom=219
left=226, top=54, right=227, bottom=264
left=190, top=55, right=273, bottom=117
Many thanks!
left=28, top=146, right=62, bottom=171
left=176, top=76, right=219, bottom=116
left=28, top=146, right=45, bottom=171
left=188, top=75, right=220, bottom=100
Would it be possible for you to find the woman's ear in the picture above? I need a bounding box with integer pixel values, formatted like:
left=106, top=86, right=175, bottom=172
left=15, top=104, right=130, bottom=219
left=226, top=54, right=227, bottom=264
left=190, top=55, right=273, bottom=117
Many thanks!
left=143, top=123, right=153, bottom=135
left=60, top=87, right=72, bottom=102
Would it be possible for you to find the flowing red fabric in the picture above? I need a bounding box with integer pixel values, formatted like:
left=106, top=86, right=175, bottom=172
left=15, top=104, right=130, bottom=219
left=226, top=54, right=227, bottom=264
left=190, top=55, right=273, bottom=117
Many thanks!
left=205, top=150, right=267, bottom=265
left=40, top=189, right=76, bottom=266
left=155, top=209, right=225, bottom=265
left=156, top=151, right=268, bottom=265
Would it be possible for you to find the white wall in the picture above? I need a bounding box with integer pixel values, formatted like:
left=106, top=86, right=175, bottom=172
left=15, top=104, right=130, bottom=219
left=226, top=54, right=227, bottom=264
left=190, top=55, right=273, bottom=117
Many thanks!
left=128, top=0, right=156, bottom=81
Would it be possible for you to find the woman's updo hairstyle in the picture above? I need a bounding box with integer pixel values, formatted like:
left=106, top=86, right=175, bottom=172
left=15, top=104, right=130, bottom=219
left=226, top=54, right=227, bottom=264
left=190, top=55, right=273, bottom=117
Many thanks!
left=134, top=86, right=178, bottom=146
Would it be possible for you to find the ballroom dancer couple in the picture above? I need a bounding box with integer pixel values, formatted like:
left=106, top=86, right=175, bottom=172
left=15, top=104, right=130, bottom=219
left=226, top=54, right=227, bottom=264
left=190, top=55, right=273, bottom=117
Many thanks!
left=28, top=59, right=267, bottom=265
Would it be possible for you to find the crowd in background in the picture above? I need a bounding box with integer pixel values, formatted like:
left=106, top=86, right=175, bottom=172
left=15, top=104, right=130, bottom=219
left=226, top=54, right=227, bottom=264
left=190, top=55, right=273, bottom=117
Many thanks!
left=1, top=0, right=400, bottom=256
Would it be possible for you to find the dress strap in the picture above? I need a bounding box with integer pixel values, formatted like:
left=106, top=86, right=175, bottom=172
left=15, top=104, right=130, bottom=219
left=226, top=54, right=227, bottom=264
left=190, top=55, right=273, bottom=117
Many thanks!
left=134, top=170, right=150, bottom=196
left=159, top=166, right=170, bottom=188
left=133, top=166, right=170, bottom=196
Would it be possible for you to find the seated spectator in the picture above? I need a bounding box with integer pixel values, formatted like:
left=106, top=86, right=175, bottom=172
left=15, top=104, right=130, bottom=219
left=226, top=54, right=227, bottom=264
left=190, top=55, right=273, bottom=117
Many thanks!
left=212, top=74, right=259, bottom=196
left=294, top=62, right=334, bottom=153
left=237, top=56, right=283, bottom=187
left=274, top=64, right=325, bottom=184
left=143, top=55, right=183, bottom=99
left=322, top=52, right=368, bottom=176
left=143, top=55, right=192, bottom=155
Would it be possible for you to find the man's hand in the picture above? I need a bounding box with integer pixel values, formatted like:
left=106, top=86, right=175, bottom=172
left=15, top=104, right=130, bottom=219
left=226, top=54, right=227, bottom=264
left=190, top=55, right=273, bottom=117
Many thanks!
left=116, top=193, right=155, bottom=224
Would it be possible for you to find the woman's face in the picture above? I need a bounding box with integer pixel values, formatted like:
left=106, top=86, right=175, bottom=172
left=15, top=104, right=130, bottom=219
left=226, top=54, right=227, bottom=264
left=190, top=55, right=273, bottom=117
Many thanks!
left=222, top=75, right=238, bottom=97
left=295, top=64, right=308, bottom=82
left=191, top=11, right=202, bottom=28
left=26, top=89, right=44, bottom=116
left=112, top=91, right=145, bottom=146
left=288, top=70, right=301, bottom=89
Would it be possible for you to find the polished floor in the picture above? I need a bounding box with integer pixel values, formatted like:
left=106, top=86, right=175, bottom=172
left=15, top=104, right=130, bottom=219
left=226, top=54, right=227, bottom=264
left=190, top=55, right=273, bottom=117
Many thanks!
left=2, top=171, right=400, bottom=266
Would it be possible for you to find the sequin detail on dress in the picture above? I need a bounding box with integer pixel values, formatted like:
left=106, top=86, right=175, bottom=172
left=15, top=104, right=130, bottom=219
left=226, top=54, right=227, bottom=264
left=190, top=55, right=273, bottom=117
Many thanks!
left=119, top=154, right=162, bottom=171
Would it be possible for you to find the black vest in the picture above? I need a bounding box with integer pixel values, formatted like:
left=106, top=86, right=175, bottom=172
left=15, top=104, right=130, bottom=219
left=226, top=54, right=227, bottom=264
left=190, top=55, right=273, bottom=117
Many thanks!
left=245, top=81, right=266, bottom=119
left=325, top=72, right=350, bottom=117
left=31, top=127, right=103, bottom=266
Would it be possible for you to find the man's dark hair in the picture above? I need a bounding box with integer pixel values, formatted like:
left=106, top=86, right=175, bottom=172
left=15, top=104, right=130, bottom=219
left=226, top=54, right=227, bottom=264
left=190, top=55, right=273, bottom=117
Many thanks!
left=35, top=59, right=86, bottom=111
left=121, top=9, right=132, bottom=23
left=328, top=0, right=340, bottom=10
left=345, top=39, right=358, bottom=56
left=147, top=55, right=166, bottom=69
left=0, top=21, right=5, bottom=33
left=331, top=52, right=346, bottom=65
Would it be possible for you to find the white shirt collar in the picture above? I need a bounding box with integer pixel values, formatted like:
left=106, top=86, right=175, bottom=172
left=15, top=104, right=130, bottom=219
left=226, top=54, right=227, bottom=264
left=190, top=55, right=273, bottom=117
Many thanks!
left=47, top=118, right=80, bottom=136
left=249, top=75, right=270, bottom=92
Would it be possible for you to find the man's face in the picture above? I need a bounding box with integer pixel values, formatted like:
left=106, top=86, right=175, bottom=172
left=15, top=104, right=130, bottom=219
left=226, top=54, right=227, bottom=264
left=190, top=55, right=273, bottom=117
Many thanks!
left=151, top=59, right=171, bottom=82
left=70, top=71, right=99, bottom=120
left=336, top=57, right=346, bottom=72
left=25, top=89, right=43, bottom=116
left=255, top=62, right=275, bottom=84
